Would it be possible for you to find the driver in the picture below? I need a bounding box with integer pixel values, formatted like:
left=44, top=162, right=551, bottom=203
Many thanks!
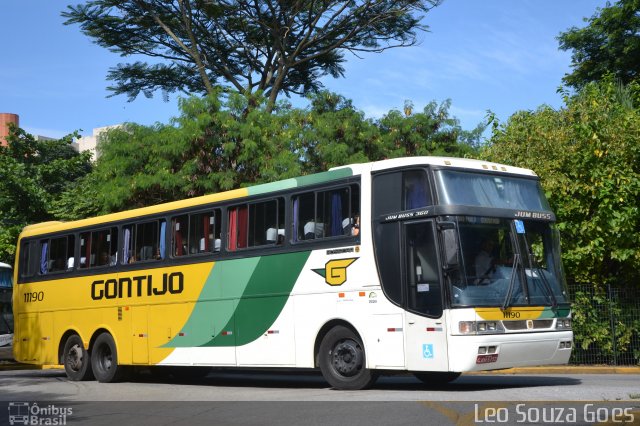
left=474, top=239, right=496, bottom=283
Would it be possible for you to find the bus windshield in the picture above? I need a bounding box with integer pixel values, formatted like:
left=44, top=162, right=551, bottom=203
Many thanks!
left=0, top=268, right=11, bottom=289
left=0, top=264, right=13, bottom=337
left=447, top=216, right=569, bottom=307
left=435, top=170, right=551, bottom=211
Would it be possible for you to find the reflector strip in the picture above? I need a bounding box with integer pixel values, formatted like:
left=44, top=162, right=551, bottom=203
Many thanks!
left=426, top=327, right=443, bottom=332
left=138, top=334, right=147, bottom=338
left=338, top=293, right=345, bottom=298
left=359, top=292, right=366, bottom=297
left=178, top=332, right=186, bottom=336
left=267, top=330, right=279, bottom=334
left=221, top=331, right=233, bottom=336
left=387, top=328, right=403, bottom=332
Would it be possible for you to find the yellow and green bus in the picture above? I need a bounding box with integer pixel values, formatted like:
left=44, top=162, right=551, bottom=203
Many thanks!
left=13, top=157, right=573, bottom=389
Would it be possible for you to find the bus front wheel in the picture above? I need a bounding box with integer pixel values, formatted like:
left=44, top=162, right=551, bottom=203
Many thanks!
left=318, top=326, right=378, bottom=390
left=62, top=335, right=94, bottom=381
left=91, top=333, right=126, bottom=383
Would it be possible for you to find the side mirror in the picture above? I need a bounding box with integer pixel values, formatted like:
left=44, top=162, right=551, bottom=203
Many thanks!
left=439, top=224, right=459, bottom=267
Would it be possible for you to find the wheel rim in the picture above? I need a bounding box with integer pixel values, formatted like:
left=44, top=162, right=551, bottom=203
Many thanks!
left=330, top=339, right=363, bottom=377
left=66, top=344, right=84, bottom=372
left=97, top=344, right=113, bottom=372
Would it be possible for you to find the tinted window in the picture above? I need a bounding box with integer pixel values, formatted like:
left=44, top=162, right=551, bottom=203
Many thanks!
left=39, top=235, right=75, bottom=274
left=292, top=185, right=359, bottom=242
left=228, top=199, right=284, bottom=250
left=124, top=220, right=166, bottom=263
left=80, top=227, right=118, bottom=268
left=172, top=210, right=222, bottom=256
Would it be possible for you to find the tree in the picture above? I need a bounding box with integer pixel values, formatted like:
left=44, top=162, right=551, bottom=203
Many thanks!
left=62, top=0, right=441, bottom=111
left=0, top=127, right=93, bottom=263
left=377, top=99, right=482, bottom=158
left=85, top=91, right=478, bottom=213
left=89, top=92, right=304, bottom=213
left=558, top=0, right=640, bottom=89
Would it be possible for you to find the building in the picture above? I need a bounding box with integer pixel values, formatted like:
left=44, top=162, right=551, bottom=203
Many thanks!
left=0, top=113, right=19, bottom=146
left=1, top=112, right=121, bottom=160
left=75, top=124, right=123, bottom=160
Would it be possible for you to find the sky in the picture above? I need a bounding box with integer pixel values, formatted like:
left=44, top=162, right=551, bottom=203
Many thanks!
left=0, top=0, right=606, bottom=140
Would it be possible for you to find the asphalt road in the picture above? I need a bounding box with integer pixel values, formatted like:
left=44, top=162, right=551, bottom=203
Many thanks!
left=1, top=369, right=639, bottom=425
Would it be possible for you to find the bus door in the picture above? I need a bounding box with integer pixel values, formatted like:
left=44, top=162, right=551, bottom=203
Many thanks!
left=402, top=220, right=449, bottom=372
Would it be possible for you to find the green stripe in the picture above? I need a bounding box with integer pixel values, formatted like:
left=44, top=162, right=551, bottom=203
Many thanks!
left=163, top=257, right=260, bottom=347
left=202, top=250, right=310, bottom=347
left=248, top=168, right=353, bottom=196
left=164, top=251, right=311, bottom=348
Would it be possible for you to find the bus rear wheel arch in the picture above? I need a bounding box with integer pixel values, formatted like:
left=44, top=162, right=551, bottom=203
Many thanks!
left=61, top=334, right=94, bottom=381
left=91, top=332, right=127, bottom=383
left=318, top=325, right=378, bottom=390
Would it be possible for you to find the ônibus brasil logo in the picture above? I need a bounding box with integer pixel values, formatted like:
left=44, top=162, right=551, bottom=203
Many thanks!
left=312, top=258, right=358, bottom=286
left=8, top=402, right=73, bottom=425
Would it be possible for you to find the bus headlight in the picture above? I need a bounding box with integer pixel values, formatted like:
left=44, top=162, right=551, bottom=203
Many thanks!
left=556, top=318, right=572, bottom=329
left=458, top=321, right=505, bottom=335
left=459, top=321, right=477, bottom=334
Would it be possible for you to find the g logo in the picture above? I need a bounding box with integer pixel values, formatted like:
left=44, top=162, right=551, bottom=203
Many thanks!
left=313, top=258, right=358, bottom=286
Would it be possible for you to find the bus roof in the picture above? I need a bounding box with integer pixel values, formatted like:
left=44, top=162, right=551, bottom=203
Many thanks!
left=20, top=156, right=536, bottom=239
left=336, top=156, right=537, bottom=177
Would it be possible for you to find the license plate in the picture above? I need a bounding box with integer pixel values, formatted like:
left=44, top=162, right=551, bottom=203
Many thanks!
left=476, top=354, right=499, bottom=364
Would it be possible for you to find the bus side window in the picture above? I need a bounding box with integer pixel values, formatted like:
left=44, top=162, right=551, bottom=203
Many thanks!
left=248, top=199, right=281, bottom=247
left=19, top=241, right=35, bottom=278
left=122, top=225, right=136, bottom=263
left=172, top=215, right=188, bottom=257
left=228, top=205, right=248, bottom=251
left=293, top=185, right=359, bottom=242
left=135, top=220, right=166, bottom=261
left=404, top=170, right=431, bottom=210
left=41, top=235, right=74, bottom=274
left=189, top=209, right=221, bottom=253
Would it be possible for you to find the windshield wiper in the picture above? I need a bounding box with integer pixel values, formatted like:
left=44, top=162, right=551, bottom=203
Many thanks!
left=521, top=235, right=558, bottom=308
left=501, top=253, right=520, bottom=311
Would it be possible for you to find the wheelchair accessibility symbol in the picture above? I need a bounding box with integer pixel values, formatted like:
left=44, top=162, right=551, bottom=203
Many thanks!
left=422, top=344, right=434, bottom=359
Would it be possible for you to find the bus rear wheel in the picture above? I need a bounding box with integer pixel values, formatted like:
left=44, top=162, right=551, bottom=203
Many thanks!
left=318, top=326, right=378, bottom=390
left=413, top=371, right=461, bottom=385
left=91, top=333, right=126, bottom=383
left=62, top=335, right=94, bottom=381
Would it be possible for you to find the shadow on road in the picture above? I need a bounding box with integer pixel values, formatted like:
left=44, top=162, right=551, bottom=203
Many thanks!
left=126, top=368, right=582, bottom=391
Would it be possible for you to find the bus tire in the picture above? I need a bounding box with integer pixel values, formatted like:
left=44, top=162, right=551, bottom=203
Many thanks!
left=62, top=335, right=94, bottom=381
left=318, top=325, right=378, bottom=390
left=413, top=371, right=461, bottom=385
left=91, top=333, right=126, bottom=383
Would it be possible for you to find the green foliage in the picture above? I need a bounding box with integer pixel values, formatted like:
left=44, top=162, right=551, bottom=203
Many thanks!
left=63, top=0, right=441, bottom=110
left=0, top=127, right=93, bottom=264
left=558, top=0, right=640, bottom=89
left=377, top=99, right=482, bottom=158
left=570, top=288, right=635, bottom=363
left=87, top=90, right=478, bottom=213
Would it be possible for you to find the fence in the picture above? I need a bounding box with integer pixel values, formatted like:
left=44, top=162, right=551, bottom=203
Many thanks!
left=568, top=284, right=640, bottom=366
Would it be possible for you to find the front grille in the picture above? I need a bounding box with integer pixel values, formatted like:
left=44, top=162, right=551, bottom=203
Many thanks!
left=502, top=319, right=553, bottom=331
